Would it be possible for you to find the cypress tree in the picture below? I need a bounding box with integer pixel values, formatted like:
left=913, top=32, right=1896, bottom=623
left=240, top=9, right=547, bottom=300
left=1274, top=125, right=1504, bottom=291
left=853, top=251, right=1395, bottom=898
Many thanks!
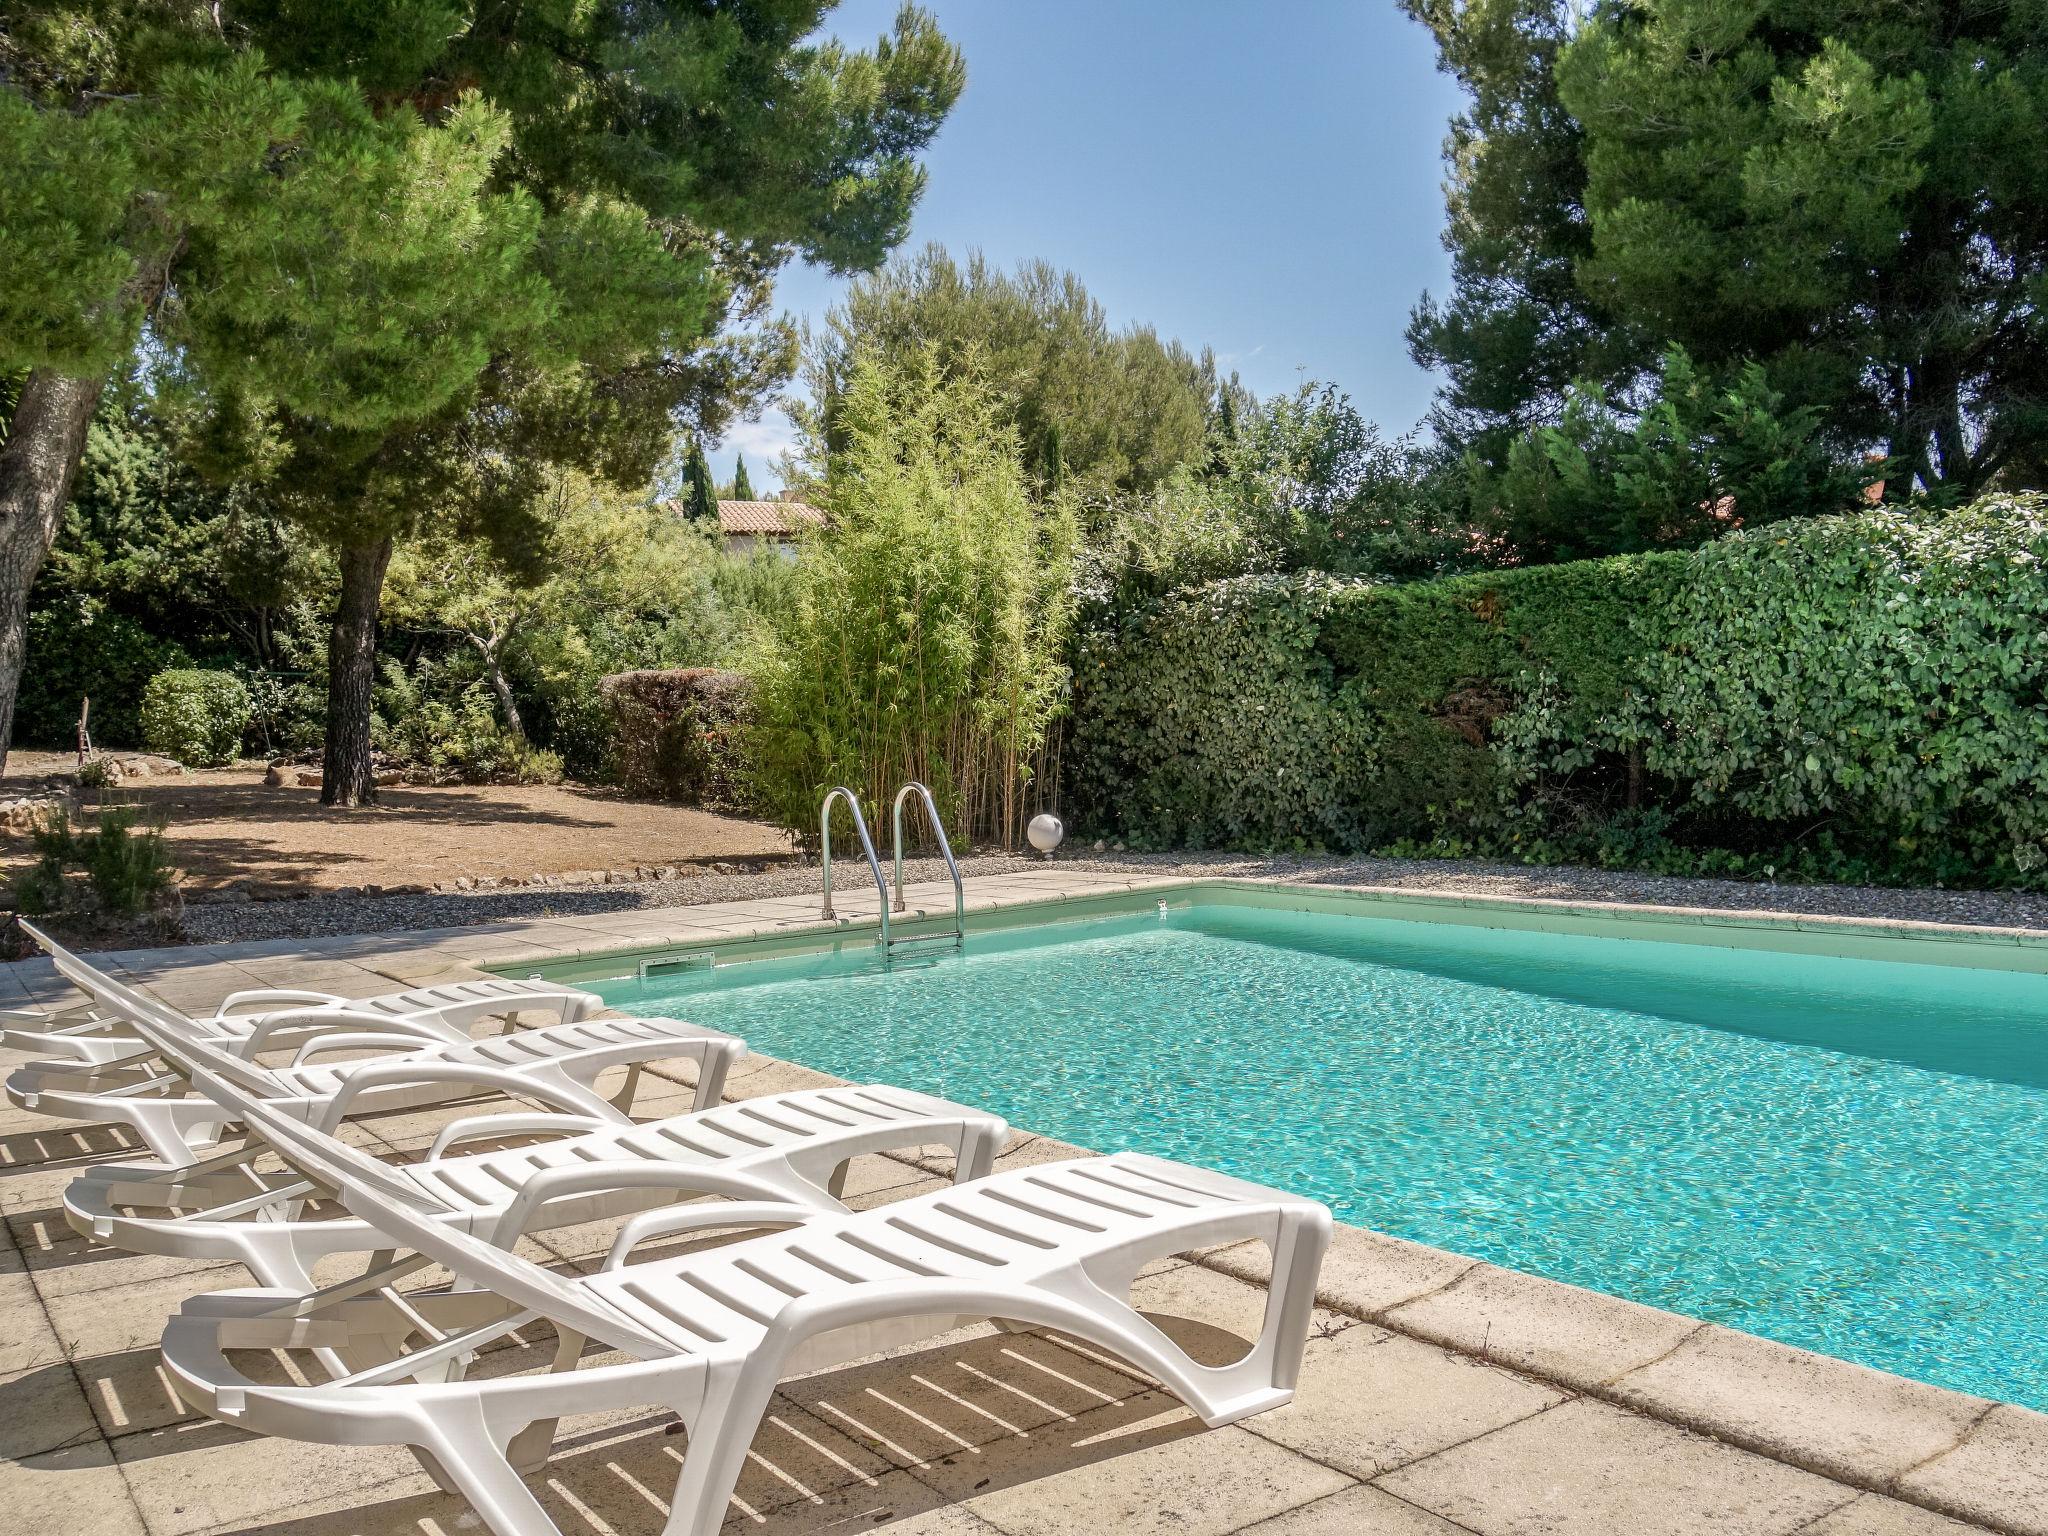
left=685, top=441, right=719, bottom=526
left=731, top=454, right=755, bottom=501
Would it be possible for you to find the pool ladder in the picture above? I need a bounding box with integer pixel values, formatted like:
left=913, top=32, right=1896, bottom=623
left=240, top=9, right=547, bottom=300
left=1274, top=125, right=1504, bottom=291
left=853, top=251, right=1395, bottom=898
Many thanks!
left=818, top=783, right=964, bottom=952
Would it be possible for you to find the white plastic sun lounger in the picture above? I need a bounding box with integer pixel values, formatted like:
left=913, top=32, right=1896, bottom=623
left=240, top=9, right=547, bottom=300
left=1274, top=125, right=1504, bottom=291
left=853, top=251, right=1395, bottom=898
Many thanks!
left=3, top=920, right=599, bottom=1066
left=4, top=947, right=743, bottom=1166
left=158, top=1052, right=1332, bottom=1536
left=68, top=1083, right=1008, bottom=1290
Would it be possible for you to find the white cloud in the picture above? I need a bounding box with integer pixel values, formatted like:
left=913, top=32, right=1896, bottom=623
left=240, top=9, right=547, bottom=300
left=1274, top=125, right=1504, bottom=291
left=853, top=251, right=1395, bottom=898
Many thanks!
left=710, top=404, right=802, bottom=492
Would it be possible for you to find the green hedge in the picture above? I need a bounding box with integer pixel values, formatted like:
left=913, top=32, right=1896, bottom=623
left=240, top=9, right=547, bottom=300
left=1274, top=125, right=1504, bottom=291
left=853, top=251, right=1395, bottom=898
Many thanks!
left=19, top=606, right=190, bottom=749
left=1068, top=495, right=2048, bottom=886
left=139, top=668, right=251, bottom=766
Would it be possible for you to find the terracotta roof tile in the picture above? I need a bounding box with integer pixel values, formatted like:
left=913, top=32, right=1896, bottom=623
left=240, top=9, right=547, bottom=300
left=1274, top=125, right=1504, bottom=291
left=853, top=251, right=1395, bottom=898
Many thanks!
left=715, top=499, right=825, bottom=537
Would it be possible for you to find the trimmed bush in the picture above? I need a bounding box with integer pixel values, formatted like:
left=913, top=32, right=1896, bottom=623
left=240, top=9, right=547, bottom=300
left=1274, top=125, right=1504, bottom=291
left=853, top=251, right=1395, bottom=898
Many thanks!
left=1068, top=495, right=2048, bottom=886
left=138, top=668, right=252, bottom=767
left=599, top=668, right=755, bottom=807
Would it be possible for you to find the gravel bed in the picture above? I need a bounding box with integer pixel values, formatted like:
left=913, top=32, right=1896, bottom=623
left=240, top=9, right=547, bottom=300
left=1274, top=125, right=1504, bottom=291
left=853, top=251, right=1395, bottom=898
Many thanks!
left=171, top=848, right=2048, bottom=947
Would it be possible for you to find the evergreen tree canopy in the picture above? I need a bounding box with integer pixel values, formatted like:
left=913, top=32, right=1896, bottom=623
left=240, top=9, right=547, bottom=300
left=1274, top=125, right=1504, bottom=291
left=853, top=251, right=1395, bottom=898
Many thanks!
left=800, top=245, right=1219, bottom=500
left=1407, top=0, right=2048, bottom=501
left=1403, top=0, right=1608, bottom=464
left=730, top=453, right=755, bottom=501
left=684, top=439, right=719, bottom=525
left=0, top=2, right=964, bottom=791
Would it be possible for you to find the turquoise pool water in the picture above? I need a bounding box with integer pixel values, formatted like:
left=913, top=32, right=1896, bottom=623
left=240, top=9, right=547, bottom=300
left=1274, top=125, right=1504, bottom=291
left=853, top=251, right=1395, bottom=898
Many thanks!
left=594, top=901, right=2048, bottom=1408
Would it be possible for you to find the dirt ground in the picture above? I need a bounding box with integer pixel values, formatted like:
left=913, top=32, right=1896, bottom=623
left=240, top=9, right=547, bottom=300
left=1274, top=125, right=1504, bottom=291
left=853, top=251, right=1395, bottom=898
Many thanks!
left=0, top=750, right=793, bottom=895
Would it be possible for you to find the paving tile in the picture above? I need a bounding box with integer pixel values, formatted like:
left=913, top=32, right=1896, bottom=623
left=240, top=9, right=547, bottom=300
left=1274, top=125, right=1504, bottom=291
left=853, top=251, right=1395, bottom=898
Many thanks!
left=0, top=1122, right=159, bottom=1198
left=1376, top=1398, right=1857, bottom=1536
left=1796, top=1493, right=1988, bottom=1535
left=723, top=1056, right=851, bottom=1102
left=7, top=1197, right=243, bottom=1300
left=1606, top=1324, right=1992, bottom=1486
left=910, top=1392, right=1351, bottom=1536
left=47, top=1263, right=239, bottom=1358
left=1237, top=1484, right=1471, bottom=1535
left=1892, top=1404, right=2048, bottom=1536
left=719, top=1470, right=1007, bottom=1534
left=0, top=1265, right=66, bottom=1374
left=114, top=1416, right=453, bottom=1535
left=0, top=1439, right=148, bottom=1536
left=1384, top=1261, right=1701, bottom=1389
left=1247, top=1322, right=1563, bottom=1480
left=116, top=1392, right=886, bottom=1536
left=783, top=1328, right=1147, bottom=1470
left=0, top=1360, right=103, bottom=1460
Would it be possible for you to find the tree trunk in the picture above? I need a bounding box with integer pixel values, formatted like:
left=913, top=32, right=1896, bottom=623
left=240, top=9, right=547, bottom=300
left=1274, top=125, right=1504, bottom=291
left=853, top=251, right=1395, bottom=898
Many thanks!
left=322, top=538, right=396, bottom=806
left=471, top=633, right=527, bottom=744
left=0, top=370, right=108, bottom=775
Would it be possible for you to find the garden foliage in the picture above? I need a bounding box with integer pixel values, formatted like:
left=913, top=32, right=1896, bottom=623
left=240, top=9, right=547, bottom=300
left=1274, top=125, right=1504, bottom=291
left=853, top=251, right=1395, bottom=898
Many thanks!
left=138, top=668, right=251, bottom=767
left=12, top=805, right=177, bottom=921
left=751, top=349, right=1076, bottom=847
left=599, top=668, right=754, bottom=808
left=1070, top=495, right=2048, bottom=886
left=1406, top=0, right=2048, bottom=502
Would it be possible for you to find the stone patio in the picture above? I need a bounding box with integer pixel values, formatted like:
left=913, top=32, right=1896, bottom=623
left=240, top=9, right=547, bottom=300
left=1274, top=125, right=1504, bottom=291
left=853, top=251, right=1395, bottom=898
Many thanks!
left=3, top=869, right=2044, bottom=1536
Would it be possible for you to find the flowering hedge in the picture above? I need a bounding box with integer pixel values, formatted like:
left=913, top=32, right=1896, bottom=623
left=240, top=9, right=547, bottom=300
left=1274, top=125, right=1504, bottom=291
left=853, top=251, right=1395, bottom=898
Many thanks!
left=1067, top=495, right=2048, bottom=886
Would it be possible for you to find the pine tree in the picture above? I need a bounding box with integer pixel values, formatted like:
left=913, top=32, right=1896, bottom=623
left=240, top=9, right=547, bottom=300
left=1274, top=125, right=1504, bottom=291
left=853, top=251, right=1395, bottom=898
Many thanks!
left=1401, top=0, right=1610, bottom=463
left=800, top=247, right=1213, bottom=500
left=731, top=454, right=755, bottom=501
left=0, top=3, right=964, bottom=793
left=1405, top=0, right=2048, bottom=500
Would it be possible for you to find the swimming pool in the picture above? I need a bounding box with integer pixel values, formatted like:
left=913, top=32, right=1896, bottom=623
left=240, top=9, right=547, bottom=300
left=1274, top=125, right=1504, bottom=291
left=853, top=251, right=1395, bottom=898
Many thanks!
left=584, top=893, right=2048, bottom=1409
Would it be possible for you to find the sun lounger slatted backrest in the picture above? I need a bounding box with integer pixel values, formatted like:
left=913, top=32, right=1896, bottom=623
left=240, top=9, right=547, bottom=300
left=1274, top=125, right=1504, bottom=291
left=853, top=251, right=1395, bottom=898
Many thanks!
left=118, top=1003, right=677, bottom=1359
left=19, top=919, right=284, bottom=1097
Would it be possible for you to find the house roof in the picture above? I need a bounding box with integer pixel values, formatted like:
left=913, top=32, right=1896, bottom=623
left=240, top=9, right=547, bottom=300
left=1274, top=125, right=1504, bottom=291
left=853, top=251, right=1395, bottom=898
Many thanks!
left=715, top=499, right=825, bottom=538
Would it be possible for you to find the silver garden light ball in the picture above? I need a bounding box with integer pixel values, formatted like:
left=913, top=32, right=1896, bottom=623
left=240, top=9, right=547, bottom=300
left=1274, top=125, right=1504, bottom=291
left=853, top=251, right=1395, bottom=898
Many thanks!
left=1026, top=813, right=1065, bottom=857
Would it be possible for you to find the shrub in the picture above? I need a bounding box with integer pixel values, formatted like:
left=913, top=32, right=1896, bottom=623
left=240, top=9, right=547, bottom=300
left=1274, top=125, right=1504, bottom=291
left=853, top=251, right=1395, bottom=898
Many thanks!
left=75, top=755, right=118, bottom=790
left=12, top=805, right=178, bottom=920
left=1068, top=495, right=2048, bottom=887
left=1070, top=555, right=1682, bottom=852
left=1630, top=497, right=2048, bottom=876
left=373, top=664, right=562, bottom=785
left=599, top=668, right=754, bottom=807
left=1069, top=573, right=1382, bottom=851
left=18, top=605, right=189, bottom=748
left=139, top=669, right=252, bottom=766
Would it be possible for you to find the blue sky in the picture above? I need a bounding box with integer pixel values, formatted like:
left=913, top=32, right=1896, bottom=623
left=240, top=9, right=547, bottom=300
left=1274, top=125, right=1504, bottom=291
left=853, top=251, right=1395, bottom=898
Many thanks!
left=712, top=0, right=1462, bottom=491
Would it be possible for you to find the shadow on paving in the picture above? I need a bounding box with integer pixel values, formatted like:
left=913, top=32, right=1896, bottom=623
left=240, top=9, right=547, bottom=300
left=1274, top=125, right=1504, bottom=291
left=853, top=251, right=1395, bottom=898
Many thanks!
left=24, top=1318, right=1252, bottom=1535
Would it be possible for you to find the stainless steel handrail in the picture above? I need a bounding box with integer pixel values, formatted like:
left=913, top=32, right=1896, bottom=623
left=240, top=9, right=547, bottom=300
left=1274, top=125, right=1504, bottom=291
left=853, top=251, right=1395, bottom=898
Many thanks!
left=819, top=786, right=889, bottom=947
left=891, top=782, right=965, bottom=946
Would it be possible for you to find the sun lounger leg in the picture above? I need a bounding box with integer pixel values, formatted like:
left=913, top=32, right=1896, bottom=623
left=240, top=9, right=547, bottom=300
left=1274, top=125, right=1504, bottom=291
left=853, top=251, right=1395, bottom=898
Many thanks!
left=663, top=1358, right=786, bottom=1536
left=503, top=1329, right=586, bottom=1473
left=413, top=1402, right=564, bottom=1536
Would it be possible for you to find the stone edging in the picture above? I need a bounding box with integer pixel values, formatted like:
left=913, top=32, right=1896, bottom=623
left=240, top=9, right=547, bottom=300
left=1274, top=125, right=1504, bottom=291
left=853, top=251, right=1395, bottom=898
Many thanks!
left=184, top=854, right=799, bottom=905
